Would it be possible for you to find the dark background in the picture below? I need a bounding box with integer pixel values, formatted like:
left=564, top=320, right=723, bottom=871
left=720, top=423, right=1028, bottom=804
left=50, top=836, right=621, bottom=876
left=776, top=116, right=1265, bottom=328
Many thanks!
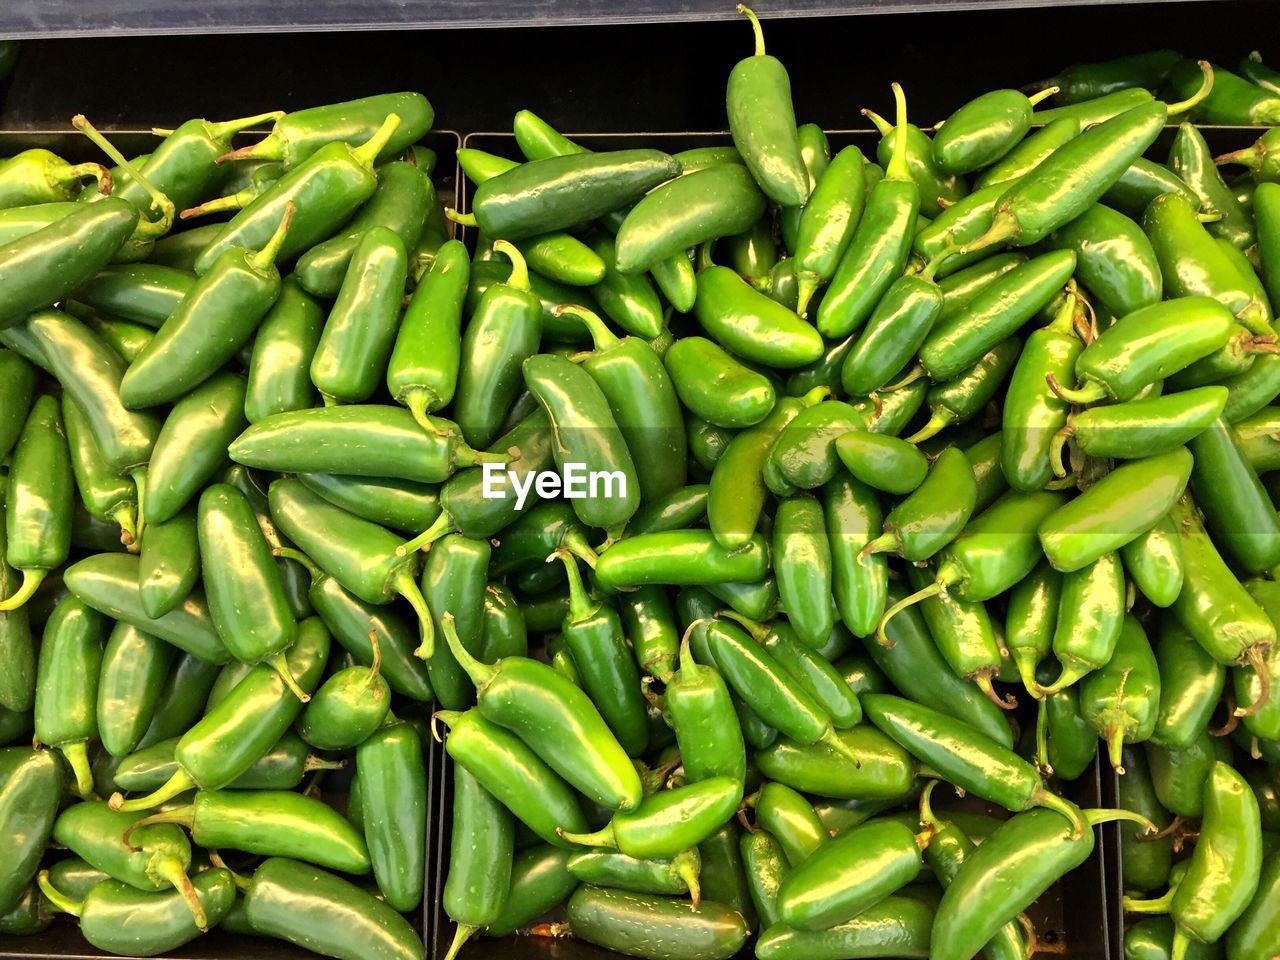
left=0, top=0, right=1276, bottom=134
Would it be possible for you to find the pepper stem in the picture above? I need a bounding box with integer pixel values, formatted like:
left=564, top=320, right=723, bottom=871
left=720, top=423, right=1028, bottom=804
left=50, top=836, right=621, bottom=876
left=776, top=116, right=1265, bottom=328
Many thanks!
left=556, top=823, right=616, bottom=849
left=795, top=271, right=820, bottom=319
left=492, top=239, right=532, bottom=291
left=1122, top=887, right=1176, bottom=915
left=903, top=410, right=951, bottom=445
left=269, top=651, right=310, bottom=703
left=1045, top=373, right=1107, bottom=406
left=1171, top=929, right=1193, bottom=960
left=801, top=386, right=831, bottom=407
left=974, top=671, right=1018, bottom=710
left=109, top=768, right=196, bottom=813
left=859, top=530, right=899, bottom=562
left=206, top=850, right=252, bottom=891
left=552, top=548, right=595, bottom=623
left=886, top=83, right=911, bottom=182
left=154, top=857, right=208, bottom=931
left=956, top=212, right=1020, bottom=258
left=561, top=527, right=600, bottom=570
left=443, top=923, right=479, bottom=960
left=304, top=754, right=347, bottom=773
left=395, top=571, right=435, bottom=660
left=1213, top=145, right=1259, bottom=169
left=123, top=806, right=197, bottom=849
left=737, top=4, right=765, bottom=56
left=875, top=579, right=944, bottom=647
left=131, top=468, right=148, bottom=543
left=882, top=363, right=926, bottom=393
left=207, top=110, right=286, bottom=143
left=61, top=742, right=97, bottom=799
left=1035, top=697, right=1053, bottom=777
left=673, top=848, right=702, bottom=907
left=554, top=302, right=619, bottom=351
left=1026, top=86, right=1060, bottom=107
left=403, top=388, right=442, bottom=434
left=441, top=612, right=495, bottom=690
left=444, top=208, right=479, bottom=227
left=113, top=502, right=139, bottom=551
left=272, top=547, right=321, bottom=581
left=397, top=510, right=455, bottom=557
left=1017, top=650, right=1044, bottom=702
left=1103, top=722, right=1127, bottom=773
left=249, top=199, right=294, bottom=272
left=1234, top=644, right=1272, bottom=716
left=36, top=872, right=82, bottom=918
left=918, top=779, right=945, bottom=831
left=716, top=610, right=768, bottom=642
left=72, top=115, right=175, bottom=238
left=431, top=710, right=462, bottom=741
left=0, top=567, right=44, bottom=611
left=452, top=443, right=512, bottom=469
left=63, top=162, right=112, bottom=196
left=1034, top=788, right=1090, bottom=839
left=350, top=114, right=403, bottom=168
left=860, top=107, right=893, bottom=137
left=364, top=630, right=384, bottom=686
left=1049, top=426, right=1075, bottom=478
left=1166, top=61, right=1215, bottom=117
left=819, top=728, right=864, bottom=769
left=180, top=188, right=254, bottom=220
left=1032, top=661, right=1088, bottom=698
left=677, top=622, right=705, bottom=676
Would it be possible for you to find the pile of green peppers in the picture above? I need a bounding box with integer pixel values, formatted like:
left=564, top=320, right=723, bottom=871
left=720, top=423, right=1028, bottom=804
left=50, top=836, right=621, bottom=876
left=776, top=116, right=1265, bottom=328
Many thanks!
left=3, top=16, right=1280, bottom=960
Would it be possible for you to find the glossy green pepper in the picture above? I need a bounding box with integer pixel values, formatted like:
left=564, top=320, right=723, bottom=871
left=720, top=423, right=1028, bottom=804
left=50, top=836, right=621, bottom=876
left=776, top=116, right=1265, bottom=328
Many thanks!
left=1170, top=122, right=1255, bottom=249
left=824, top=472, right=887, bottom=639
left=1150, top=617, right=1224, bottom=749
left=558, top=885, right=748, bottom=960
left=666, top=334, right=776, bottom=429
left=96, top=621, right=173, bottom=759
left=665, top=632, right=746, bottom=784
left=771, top=493, right=835, bottom=646
left=862, top=105, right=966, bottom=219
left=595, top=531, right=769, bottom=590
left=1079, top=614, right=1160, bottom=769
left=793, top=146, right=867, bottom=317
left=62, top=394, right=138, bottom=549
left=841, top=272, right=944, bottom=396
left=754, top=724, right=916, bottom=801
left=933, top=87, right=1060, bottom=175
left=1189, top=418, right=1280, bottom=574
left=0, top=747, right=64, bottom=915
left=355, top=719, right=427, bottom=911
left=862, top=446, right=977, bottom=563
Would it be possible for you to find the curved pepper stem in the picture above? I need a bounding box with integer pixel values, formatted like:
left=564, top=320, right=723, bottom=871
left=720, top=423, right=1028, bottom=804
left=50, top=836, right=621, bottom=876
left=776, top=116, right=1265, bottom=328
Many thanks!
left=109, top=768, right=196, bottom=813
left=249, top=200, right=295, bottom=272
left=554, top=303, right=619, bottom=352
left=1026, top=86, right=1060, bottom=108
left=268, top=651, right=310, bottom=703
left=1033, top=787, right=1090, bottom=839
left=72, top=115, right=175, bottom=239
left=363, top=630, right=384, bottom=686
left=1034, top=698, right=1053, bottom=777
left=974, top=670, right=1018, bottom=711
left=860, top=107, right=893, bottom=138
left=1084, top=805, right=1157, bottom=833
left=673, top=848, right=703, bottom=907
left=716, top=610, right=769, bottom=642
left=1122, top=886, right=1176, bottom=915
left=60, top=741, right=96, bottom=799
left=206, top=110, right=286, bottom=143
left=131, top=468, right=148, bottom=545
left=1049, top=425, right=1075, bottom=479
left=885, top=83, right=912, bottom=183
left=396, top=510, right=456, bottom=557
left=444, top=208, right=479, bottom=228
left=430, top=709, right=463, bottom=742
left=402, top=388, right=445, bottom=434
left=441, top=611, right=495, bottom=691
left=917, top=779, right=945, bottom=832
left=0, top=567, right=44, bottom=611
left=737, top=4, right=766, bottom=56
left=206, top=850, right=252, bottom=891
left=153, top=856, right=208, bottom=931
left=818, top=728, right=865, bottom=770
left=492, top=239, right=532, bottom=292
left=304, top=753, right=347, bottom=774
left=874, top=571, right=958, bottom=647
left=113, top=502, right=139, bottom=552
left=1234, top=644, right=1272, bottom=717
left=677, top=621, right=706, bottom=677
left=124, top=806, right=197, bottom=849
left=351, top=113, right=402, bottom=169
left=1165, top=61, right=1215, bottom=118
left=36, top=871, right=82, bottom=918
left=394, top=570, right=435, bottom=660
left=551, top=548, right=596, bottom=623
left=1044, top=373, right=1107, bottom=406
left=443, top=923, right=479, bottom=960
left=272, top=546, right=322, bottom=582
left=63, top=162, right=112, bottom=197
left=179, top=187, right=255, bottom=221
left=1032, top=661, right=1089, bottom=699
left=903, top=409, right=952, bottom=445
left=557, top=823, right=617, bottom=849
left=1017, top=648, right=1045, bottom=702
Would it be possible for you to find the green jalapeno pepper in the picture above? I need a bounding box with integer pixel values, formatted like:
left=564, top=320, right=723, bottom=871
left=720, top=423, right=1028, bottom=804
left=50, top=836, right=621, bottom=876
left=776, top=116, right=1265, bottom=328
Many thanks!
left=1169, top=762, right=1263, bottom=953
left=1079, top=614, right=1160, bottom=770
left=0, top=881, right=52, bottom=936
left=62, top=394, right=138, bottom=549
left=566, top=849, right=700, bottom=902
left=664, top=630, right=745, bottom=784
left=134, top=652, right=220, bottom=749
left=755, top=894, right=933, bottom=960
left=1226, top=848, right=1280, bottom=960
left=740, top=829, right=788, bottom=930
left=841, top=272, right=944, bottom=396
left=913, top=182, right=1009, bottom=276
left=0, top=147, right=109, bottom=209
left=862, top=446, right=977, bottom=563
left=1170, top=122, right=1254, bottom=249
left=121, top=205, right=293, bottom=409
left=197, top=114, right=401, bottom=274
left=1034, top=50, right=1179, bottom=102
left=933, top=87, right=1060, bottom=175
left=0, top=395, right=72, bottom=611
left=698, top=822, right=753, bottom=927
left=1047, top=204, right=1161, bottom=319
left=862, top=106, right=966, bottom=219
left=770, top=493, right=835, bottom=646
left=1053, top=387, right=1227, bottom=475
left=96, top=621, right=173, bottom=759
left=666, top=334, right=776, bottom=429
left=931, top=805, right=1146, bottom=960
left=523, top=352, right=641, bottom=534
left=559, top=775, right=742, bottom=860
left=232, top=404, right=499, bottom=483
left=628, top=483, right=708, bottom=535
left=117, top=730, right=339, bottom=793
left=595, top=531, right=769, bottom=590
left=910, top=336, right=1022, bottom=443
left=83, top=314, right=153, bottom=364
left=919, top=250, right=1076, bottom=381
left=1102, top=157, right=1200, bottom=219
left=441, top=613, right=642, bottom=811
left=473, top=149, right=679, bottom=241
left=754, top=722, right=917, bottom=800
left=484, top=844, right=577, bottom=937
left=817, top=84, right=920, bottom=339
left=0, top=348, right=35, bottom=462
left=145, top=372, right=247, bottom=526
left=297, top=473, right=440, bottom=536
left=1035, top=552, right=1126, bottom=695
left=750, top=781, right=827, bottom=867
left=298, top=633, right=390, bottom=749
left=0, top=747, right=63, bottom=916
left=1115, top=744, right=1175, bottom=893
left=977, top=116, right=1082, bottom=189
left=616, top=586, right=676, bottom=683
left=1039, top=448, right=1194, bottom=572
left=386, top=239, right=469, bottom=427
left=309, top=225, right=408, bottom=405
left=53, top=801, right=205, bottom=927
left=1239, top=580, right=1280, bottom=741
left=1034, top=663, right=1097, bottom=782
left=1150, top=617, right=1224, bottom=749
left=1189, top=418, right=1280, bottom=574
left=555, top=885, right=747, bottom=960
left=793, top=146, right=866, bottom=317
left=778, top=123, right=830, bottom=255
left=776, top=815, right=929, bottom=931
left=862, top=693, right=1084, bottom=833
left=355, top=718, right=426, bottom=911
left=74, top=263, right=193, bottom=330
left=242, top=856, right=424, bottom=960
left=1168, top=58, right=1280, bottom=124
left=0, top=499, right=35, bottom=714
left=31, top=596, right=106, bottom=796
left=694, top=265, right=823, bottom=368
left=1170, top=495, right=1276, bottom=714
left=824, top=472, right=887, bottom=639
left=415, top=533, right=489, bottom=704
left=726, top=5, right=807, bottom=206
left=963, top=432, right=1008, bottom=512
left=445, top=762, right=514, bottom=957
left=615, top=163, right=765, bottom=275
